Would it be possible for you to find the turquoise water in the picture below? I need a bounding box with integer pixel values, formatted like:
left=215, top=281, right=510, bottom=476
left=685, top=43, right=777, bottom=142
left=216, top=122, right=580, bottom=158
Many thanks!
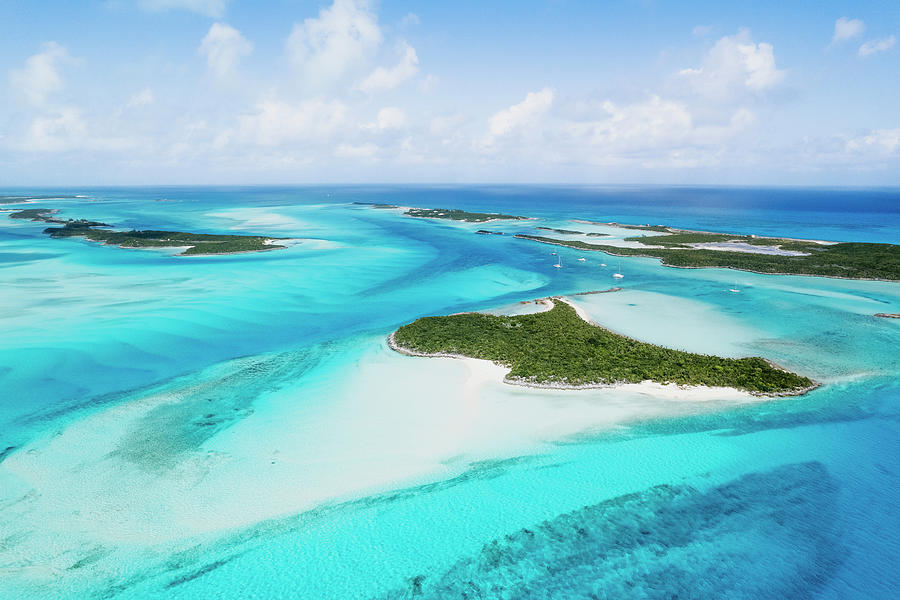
left=0, top=186, right=898, bottom=598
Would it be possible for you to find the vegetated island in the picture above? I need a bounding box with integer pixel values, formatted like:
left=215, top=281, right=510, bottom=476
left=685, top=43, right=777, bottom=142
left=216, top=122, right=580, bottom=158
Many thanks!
left=390, top=298, right=816, bottom=396
left=516, top=225, right=900, bottom=281
left=7, top=208, right=288, bottom=256
left=875, top=313, right=900, bottom=319
left=405, top=207, right=530, bottom=223
left=353, top=202, right=400, bottom=209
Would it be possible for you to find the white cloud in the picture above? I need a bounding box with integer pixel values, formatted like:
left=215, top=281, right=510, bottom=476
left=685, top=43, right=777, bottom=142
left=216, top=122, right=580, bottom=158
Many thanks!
left=859, top=35, right=896, bottom=57
left=233, top=99, right=349, bottom=146
left=485, top=88, right=554, bottom=145
left=17, top=108, right=134, bottom=153
left=126, top=88, right=155, bottom=108
left=400, top=12, right=420, bottom=27
left=419, top=73, right=438, bottom=93
left=9, top=42, right=75, bottom=106
left=334, top=142, right=379, bottom=158
left=357, top=43, right=419, bottom=94
left=376, top=107, right=406, bottom=130
left=832, top=17, right=865, bottom=43
left=678, top=30, right=785, bottom=100
left=137, top=0, right=227, bottom=17
left=562, top=96, right=693, bottom=151
left=846, top=128, right=900, bottom=154
left=429, top=113, right=466, bottom=136
left=286, top=0, right=382, bottom=88
left=21, top=108, right=86, bottom=151
left=199, top=22, right=253, bottom=77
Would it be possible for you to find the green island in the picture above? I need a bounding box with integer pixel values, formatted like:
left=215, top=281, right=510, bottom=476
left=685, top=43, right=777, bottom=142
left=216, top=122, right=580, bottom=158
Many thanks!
left=405, top=207, right=529, bottom=222
left=353, top=202, right=400, bottom=209
left=9, top=208, right=71, bottom=222
left=515, top=228, right=900, bottom=281
left=7, top=208, right=287, bottom=256
left=391, top=298, right=816, bottom=395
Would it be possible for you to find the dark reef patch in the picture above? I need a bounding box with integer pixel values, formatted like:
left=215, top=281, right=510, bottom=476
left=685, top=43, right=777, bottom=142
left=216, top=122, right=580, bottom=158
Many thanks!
left=376, top=461, right=842, bottom=599
left=109, top=349, right=322, bottom=472
left=165, top=557, right=238, bottom=589
left=0, top=445, right=16, bottom=464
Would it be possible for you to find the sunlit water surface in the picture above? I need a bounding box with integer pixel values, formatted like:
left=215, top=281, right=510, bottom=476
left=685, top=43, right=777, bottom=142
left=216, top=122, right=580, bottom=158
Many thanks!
left=0, top=186, right=898, bottom=599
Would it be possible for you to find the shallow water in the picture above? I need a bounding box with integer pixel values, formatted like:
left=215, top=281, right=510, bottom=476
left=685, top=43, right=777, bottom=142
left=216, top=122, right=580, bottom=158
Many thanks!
left=0, top=186, right=898, bottom=599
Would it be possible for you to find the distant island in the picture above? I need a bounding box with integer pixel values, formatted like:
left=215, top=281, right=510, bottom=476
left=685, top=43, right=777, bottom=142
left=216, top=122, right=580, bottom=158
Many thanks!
left=405, top=207, right=529, bottom=223
left=7, top=208, right=287, bottom=256
left=390, top=298, right=816, bottom=396
left=361, top=203, right=900, bottom=280
left=536, top=226, right=609, bottom=236
left=516, top=226, right=900, bottom=281
left=354, top=201, right=529, bottom=222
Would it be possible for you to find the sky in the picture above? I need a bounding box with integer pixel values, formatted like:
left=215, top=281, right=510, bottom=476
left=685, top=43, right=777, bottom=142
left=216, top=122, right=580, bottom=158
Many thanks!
left=1, top=0, right=899, bottom=186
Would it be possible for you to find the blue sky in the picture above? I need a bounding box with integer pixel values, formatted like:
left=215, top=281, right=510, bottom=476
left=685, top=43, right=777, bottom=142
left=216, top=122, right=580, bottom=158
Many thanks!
left=1, top=0, right=898, bottom=185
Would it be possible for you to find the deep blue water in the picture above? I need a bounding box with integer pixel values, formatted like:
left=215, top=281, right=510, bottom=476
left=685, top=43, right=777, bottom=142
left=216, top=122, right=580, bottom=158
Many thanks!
left=0, top=185, right=897, bottom=599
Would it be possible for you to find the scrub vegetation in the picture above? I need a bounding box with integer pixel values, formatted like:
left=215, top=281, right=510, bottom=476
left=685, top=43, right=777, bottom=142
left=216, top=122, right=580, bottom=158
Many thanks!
left=392, top=299, right=815, bottom=395
left=515, top=233, right=900, bottom=281
left=8, top=208, right=286, bottom=255
left=405, top=207, right=529, bottom=222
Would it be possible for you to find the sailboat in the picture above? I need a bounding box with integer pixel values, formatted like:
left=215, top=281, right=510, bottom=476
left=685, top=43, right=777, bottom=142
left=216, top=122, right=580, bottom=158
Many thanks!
left=729, top=281, right=740, bottom=293
left=600, top=263, right=607, bottom=267
left=612, top=260, right=624, bottom=279
left=577, top=257, right=586, bottom=262
left=553, top=254, right=562, bottom=268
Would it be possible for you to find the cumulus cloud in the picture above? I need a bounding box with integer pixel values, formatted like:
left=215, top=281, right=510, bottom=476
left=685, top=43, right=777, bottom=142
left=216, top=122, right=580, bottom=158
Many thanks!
left=137, top=0, right=227, bottom=18
left=483, top=88, right=554, bottom=147
left=233, top=98, right=349, bottom=146
left=286, top=0, right=382, bottom=88
left=357, top=43, right=419, bottom=94
left=375, top=107, right=406, bottom=130
left=126, top=88, right=155, bottom=109
left=846, top=128, right=900, bottom=154
left=9, top=42, right=76, bottom=106
left=859, top=35, right=896, bottom=57
left=832, top=17, right=865, bottom=43
left=562, top=96, right=693, bottom=151
left=21, top=108, right=86, bottom=151
left=678, top=30, right=785, bottom=100
left=199, top=22, right=253, bottom=77
left=17, top=108, right=134, bottom=153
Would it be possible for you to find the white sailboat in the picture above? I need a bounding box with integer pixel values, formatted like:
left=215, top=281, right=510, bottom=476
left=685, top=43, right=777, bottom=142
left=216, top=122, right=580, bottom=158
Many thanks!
left=612, top=260, right=624, bottom=279
left=577, top=257, right=586, bottom=262
left=553, top=254, right=562, bottom=268
left=729, top=281, right=740, bottom=293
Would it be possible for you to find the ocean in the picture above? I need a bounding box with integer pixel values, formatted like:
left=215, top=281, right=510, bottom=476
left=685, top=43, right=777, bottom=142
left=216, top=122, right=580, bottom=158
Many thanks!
left=0, top=185, right=898, bottom=599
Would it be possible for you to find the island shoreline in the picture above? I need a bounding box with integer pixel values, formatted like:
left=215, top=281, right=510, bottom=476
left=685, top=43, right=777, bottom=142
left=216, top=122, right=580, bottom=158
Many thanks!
left=513, top=234, right=899, bottom=283
left=388, top=296, right=821, bottom=398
